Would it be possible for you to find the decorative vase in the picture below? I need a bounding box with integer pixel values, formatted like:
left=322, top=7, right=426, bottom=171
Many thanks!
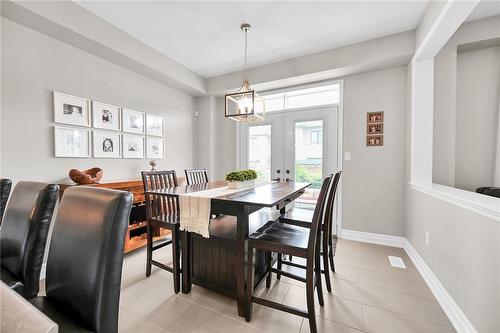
left=149, top=160, right=157, bottom=171
left=69, top=167, right=103, bottom=185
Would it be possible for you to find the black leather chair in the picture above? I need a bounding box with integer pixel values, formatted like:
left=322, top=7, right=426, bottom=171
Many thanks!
left=0, top=178, right=12, bottom=223
left=476, top=187, right=500, bottom=198
left=29, top=186, right=133, bottom=333
left=0, top=181, right=59, bottom=299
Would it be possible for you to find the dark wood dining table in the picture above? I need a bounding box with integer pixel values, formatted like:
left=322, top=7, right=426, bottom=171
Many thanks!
left=144, top=180, right=310, bottom=318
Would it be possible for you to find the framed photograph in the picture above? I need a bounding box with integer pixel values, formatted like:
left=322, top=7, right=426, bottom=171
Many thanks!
left=54, top=127, right=91, bottom=158
left=92, top=101, right=121, bottom=131
left=122, top=109, right=145, bottom=134
left=146, top=137, right=164, bottom=159
left=93, top=131, right=121, bottom=158
left=367, top=123, right=384, bottom=134
left=146, top=114, right=164, bottom=137
left=367, top=111, right=384, bottom=123
left=53, top=92, right=91, bottom=127
left=122, top=135, right=145, bottom=159
left=366, top=135, right=384, bottom=146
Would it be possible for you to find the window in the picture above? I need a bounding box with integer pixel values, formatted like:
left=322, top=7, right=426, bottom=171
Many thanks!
left=262, top=83, right=339, bottom=112
left=311, top=130, right=322, bottom=144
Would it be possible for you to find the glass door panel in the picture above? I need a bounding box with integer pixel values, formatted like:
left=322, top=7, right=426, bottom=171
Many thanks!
left=294, top=120, right=323, bottom=209
left=248, top=125, right=272, bottom=181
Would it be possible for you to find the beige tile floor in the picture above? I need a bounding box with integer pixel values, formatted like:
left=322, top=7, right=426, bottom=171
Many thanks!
left=117, top=239, right=455, bottom=333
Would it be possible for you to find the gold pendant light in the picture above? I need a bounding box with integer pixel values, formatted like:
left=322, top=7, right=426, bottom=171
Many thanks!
left=224, top=23, right=265, bottom=122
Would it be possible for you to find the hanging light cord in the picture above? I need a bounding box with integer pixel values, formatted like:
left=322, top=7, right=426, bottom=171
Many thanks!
left=244, top=26, right=248, bottom=81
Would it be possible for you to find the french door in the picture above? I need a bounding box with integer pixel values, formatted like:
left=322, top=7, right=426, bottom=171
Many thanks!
left=239, top=105, right=339, bottom=209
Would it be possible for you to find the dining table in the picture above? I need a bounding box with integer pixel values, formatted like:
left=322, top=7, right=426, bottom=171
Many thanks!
left=144, top=180, right=310, bottom=318
left=0, top=280, right=58, bottom=333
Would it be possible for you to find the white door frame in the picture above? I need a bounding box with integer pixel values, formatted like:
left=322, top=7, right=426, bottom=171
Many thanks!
left=235, top=80, right=344, bottom=235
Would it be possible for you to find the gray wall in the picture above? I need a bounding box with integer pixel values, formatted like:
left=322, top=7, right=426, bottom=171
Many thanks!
left=405, top=187, right=500, bottom=333
left=406, top=23, right=500, bottom=331
left=209, top=66, right=407, bottom=236
left=342, top=67, right=407, bottom=236
left=432, top=16, right=500, bottom=189
left=1, top=18, right=195, bottom=184
left=455, top=46, right=500, bottom=191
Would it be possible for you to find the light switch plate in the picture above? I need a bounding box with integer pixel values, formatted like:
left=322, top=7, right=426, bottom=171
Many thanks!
left=344, top=152, right=351, bottom=161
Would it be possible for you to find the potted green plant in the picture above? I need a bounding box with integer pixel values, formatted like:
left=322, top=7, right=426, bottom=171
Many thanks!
left=225, top=169, right=258, bottom=189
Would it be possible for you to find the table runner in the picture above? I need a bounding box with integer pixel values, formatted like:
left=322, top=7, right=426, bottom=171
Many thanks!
left=179, top=182, right=272, bottom=237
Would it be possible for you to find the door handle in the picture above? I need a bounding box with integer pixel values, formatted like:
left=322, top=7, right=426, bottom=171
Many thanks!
left=285, top=178, right=292, bottom=182
left=272, top=177, right=281, bottom=182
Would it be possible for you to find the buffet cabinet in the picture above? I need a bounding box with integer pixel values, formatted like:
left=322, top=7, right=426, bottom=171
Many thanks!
left=58, top=178, right=184, bottom=253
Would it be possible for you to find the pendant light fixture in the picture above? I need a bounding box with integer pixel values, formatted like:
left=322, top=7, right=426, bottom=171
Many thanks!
left=224, top=23, right=265, bottom=122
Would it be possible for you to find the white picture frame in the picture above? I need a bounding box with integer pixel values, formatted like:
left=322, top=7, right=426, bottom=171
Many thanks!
left=146, top=137, right=164, bottom=159
left=53, top=92, right=91, bottom=127
left=146, top=114, right=164, bottom=137
left=54, top=127, right=91, bottom=158
left=93, top=131, right=121, bottom=158
left=122, top=135, right=145, bottom=159
left=122, top=109, right=145, bottom=134
left=92, top=101, right=121, bottom=131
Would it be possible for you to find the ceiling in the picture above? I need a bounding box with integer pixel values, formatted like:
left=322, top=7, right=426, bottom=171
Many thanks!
left=465, top=0, right=500, bottom=22
left=78, top=1, right=430, bottom=78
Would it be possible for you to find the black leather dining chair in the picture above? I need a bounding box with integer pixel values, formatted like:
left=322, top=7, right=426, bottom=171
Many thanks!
left=0, top=178, right=12, bottom=223
left=29, top=186, right=133, bottom=333
left=185, top=168, right=209, bottom=185
left=246, top=175, right=332, bottom=333
left=0, top=181, right=59, bottom=299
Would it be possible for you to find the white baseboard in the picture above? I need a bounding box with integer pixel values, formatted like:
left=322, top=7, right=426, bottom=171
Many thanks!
left=340, top=229, right=477, bottom=333
left=403, top=240, right=478, bottom=333
left=341, top=229, right=405, bottom=248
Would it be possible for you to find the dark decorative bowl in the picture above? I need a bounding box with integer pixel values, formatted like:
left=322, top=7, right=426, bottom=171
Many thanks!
left=69, top=167, right=103, bottom=185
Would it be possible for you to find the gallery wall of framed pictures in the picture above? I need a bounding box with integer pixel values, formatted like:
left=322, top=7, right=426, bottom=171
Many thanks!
left=53, top=91, right=165, bottom=159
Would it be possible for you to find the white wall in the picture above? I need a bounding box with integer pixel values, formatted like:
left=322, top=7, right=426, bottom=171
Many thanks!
left=455, top=46, right=500, bottom=191
left=0, top=17, right=195, bottom=184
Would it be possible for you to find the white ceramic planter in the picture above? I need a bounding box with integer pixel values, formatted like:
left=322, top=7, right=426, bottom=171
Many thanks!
left=227, top=179, right=256, bottom=189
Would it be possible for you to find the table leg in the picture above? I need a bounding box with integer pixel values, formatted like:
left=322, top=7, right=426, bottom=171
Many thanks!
left=182, top=231, right=192, bottom=294
left=236, top=206, right=250, bottom=318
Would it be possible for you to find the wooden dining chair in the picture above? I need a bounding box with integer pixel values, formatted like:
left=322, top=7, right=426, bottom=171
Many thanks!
left=141, top=170, right=182, bottom=293
left=279, top=171, right=342, bottom=292
left=185, top=169, right=208, bottom=185
left=245, top=175, right=332, bottom=333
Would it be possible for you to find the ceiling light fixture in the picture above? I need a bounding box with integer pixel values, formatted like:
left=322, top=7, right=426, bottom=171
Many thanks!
left=224, top=23, right=265, bottom=122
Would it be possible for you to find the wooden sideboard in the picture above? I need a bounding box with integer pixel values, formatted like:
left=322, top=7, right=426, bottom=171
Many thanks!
left=58, top=177, right=185, bottom=253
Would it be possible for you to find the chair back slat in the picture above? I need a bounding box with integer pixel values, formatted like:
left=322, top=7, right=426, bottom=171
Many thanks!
left=307, top=175, right=332, bottom=260
left=185, top=169, right=208, bottom=185
left=323, top=171, right=342, bottom=238
left=141, top=171, right=179, bottom=219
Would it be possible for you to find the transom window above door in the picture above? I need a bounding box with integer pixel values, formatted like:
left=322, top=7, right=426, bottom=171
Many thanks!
left=263, top=83, right=340, bottom=112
